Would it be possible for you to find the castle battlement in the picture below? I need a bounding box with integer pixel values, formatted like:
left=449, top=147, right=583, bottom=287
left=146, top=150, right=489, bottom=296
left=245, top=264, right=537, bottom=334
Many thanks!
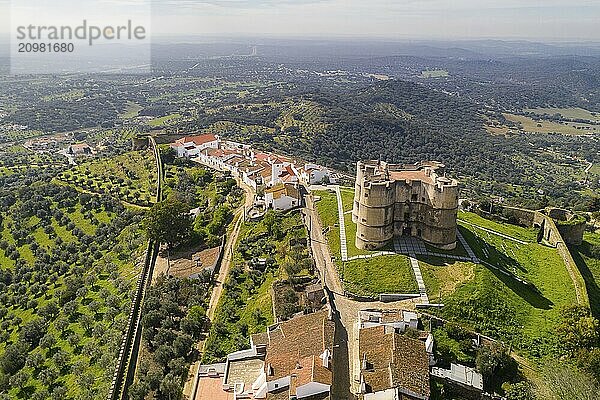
left=352, top=160, right=459, bottom=250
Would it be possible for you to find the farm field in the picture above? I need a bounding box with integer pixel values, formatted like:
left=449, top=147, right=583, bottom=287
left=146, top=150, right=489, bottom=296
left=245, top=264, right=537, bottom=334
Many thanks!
left=524, top=107, right=600, bottom=122
left=148, top=113, right=182, bottom=127
left=58, top=150, right=157, bottom=207
left=0, top=176, right=146, bottom=400
left=503, top=113, right=598, bottom=135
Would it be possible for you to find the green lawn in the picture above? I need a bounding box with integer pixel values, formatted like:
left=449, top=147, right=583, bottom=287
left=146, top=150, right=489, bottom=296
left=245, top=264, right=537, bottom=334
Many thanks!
left=458, top=210, right=538, bottom=242
left=437, top=216, right=578, bottom=358
left=342, top=255, right=417, bottom=297
left=419, top=257, right=476, bottom=299
left=314, top=189, right=342, bottom=257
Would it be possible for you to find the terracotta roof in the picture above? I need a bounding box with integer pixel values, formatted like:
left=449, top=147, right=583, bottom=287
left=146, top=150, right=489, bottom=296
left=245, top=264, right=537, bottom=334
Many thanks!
left=359, top=326, right=430, bottom=398
left=174, top=133, right=217, bottom=146
left=266, top=183, right=300, bottom=200
left=255, top=152, right=271, bottom=162
left=264, top=309, right=334, bottom=383
left=195, top=376, right=233, bottom=400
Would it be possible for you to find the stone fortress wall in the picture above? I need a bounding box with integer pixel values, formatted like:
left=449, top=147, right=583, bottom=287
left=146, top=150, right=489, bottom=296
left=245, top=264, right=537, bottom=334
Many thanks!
left=352, top=160, right=459, bottom=250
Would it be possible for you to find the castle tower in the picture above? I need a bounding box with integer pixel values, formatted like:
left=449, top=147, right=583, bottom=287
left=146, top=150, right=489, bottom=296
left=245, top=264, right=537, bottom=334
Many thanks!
left=352, top=160, right=459, bottom=250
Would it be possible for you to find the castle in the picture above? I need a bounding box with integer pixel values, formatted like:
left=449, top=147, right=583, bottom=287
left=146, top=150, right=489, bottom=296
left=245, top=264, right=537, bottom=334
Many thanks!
left=352, top=160, right=459, bottom=250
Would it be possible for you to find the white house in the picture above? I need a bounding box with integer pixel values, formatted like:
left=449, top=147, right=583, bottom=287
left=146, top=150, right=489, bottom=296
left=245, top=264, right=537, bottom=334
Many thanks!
left=170, top=133, right=218, bottom=158
left=431, top=363, right=483, bottom=393
left=299, top=163, right=332, bottom=185
left=265, top=183, right=300, bottom=211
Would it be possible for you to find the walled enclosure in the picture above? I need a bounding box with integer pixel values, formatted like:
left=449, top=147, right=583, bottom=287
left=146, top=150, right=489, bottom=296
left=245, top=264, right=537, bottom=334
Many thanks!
left=352, top=160, right=459, bottom=250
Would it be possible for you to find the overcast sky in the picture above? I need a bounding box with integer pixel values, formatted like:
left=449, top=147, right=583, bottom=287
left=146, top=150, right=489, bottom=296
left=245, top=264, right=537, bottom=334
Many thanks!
left=1, top=0, right=600, bottom=41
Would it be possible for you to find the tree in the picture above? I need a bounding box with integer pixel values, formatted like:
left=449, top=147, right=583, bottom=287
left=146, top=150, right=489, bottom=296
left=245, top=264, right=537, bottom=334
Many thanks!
left=143, top=197, right=192, bottom=248
left=128, top=380, right=150, bottom=400
left=476, top=342, right=517, bottom=389
left=556, top=306, right=600, bottom=354
left=20, top=317, right=47, bottom=346
left=505, top=381, right=535, bottom=400
left=39, top=301, right=59, bottom=320
left=54, top=317, right=69, bottom=336
left=159, top=372, right=182, bottom=400
left=25, top=352, right=44, bottom=370
left=9, top=369, right=29, bottom=391
left=181, top=305, right=207, bottom=339
left=0, top=341, right=28, bottom=375
left=40, top=333, right=56, bottom=350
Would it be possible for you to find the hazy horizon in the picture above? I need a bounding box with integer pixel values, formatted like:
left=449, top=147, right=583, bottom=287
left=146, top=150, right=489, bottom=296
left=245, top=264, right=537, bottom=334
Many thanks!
left=1, top=0, right=600, bottom=41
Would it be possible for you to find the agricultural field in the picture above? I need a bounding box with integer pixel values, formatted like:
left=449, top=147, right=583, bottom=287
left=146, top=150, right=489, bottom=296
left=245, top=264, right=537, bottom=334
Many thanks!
left=0, top=170, right=146, bottom=400
left=148, top=113, right=183, bottom=127
left=524, top=107, right=600, bottom=123
left=420, top=69, right=449, bottom=78
left=503, top=113, right=598, bottom=135
left=119, top=102, right=142, bottom=119
left=57, top=150, right=158, bottom=207
left=202, top=211, right=313, bottom=363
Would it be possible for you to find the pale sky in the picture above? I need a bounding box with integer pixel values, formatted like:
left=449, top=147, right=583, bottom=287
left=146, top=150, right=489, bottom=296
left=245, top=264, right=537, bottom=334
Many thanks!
left=1, top=0, right=600, bottom=41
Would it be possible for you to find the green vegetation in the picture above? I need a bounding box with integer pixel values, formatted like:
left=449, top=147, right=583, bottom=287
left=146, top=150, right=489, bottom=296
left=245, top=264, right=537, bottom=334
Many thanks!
left=524, top=107, right=600, bottom=122
left=420, top=69, right=449, bottom=78
left=437, top=215, right=578, bottom=359
left=202, top=211, right=312, bottom=362
left=458, top=211, right=538, bottom=242
left=148, top=113, right=182, bottom=127
left=144, top=197, right=192, bottom=249
left=120, top=102, right=142, bottom=119
left=503, top=113, right=598, bottom=135
left=0, top=176, right=145, bottom=399
left=314, top=187, right=417, bottom=296
left=342, top=255, right=417, bottom=296
left=58, top=150, right=157, bottom=207
left=129, top=276, right=210, bottom=400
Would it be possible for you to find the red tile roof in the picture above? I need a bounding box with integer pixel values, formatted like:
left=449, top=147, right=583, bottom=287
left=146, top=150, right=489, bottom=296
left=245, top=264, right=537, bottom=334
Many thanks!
left=174, top=133, right=217, bottom=146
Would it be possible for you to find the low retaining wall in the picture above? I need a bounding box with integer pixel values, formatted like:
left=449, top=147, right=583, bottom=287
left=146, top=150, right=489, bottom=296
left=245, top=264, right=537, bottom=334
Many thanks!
left=379, top=293, right=421, bottom=302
